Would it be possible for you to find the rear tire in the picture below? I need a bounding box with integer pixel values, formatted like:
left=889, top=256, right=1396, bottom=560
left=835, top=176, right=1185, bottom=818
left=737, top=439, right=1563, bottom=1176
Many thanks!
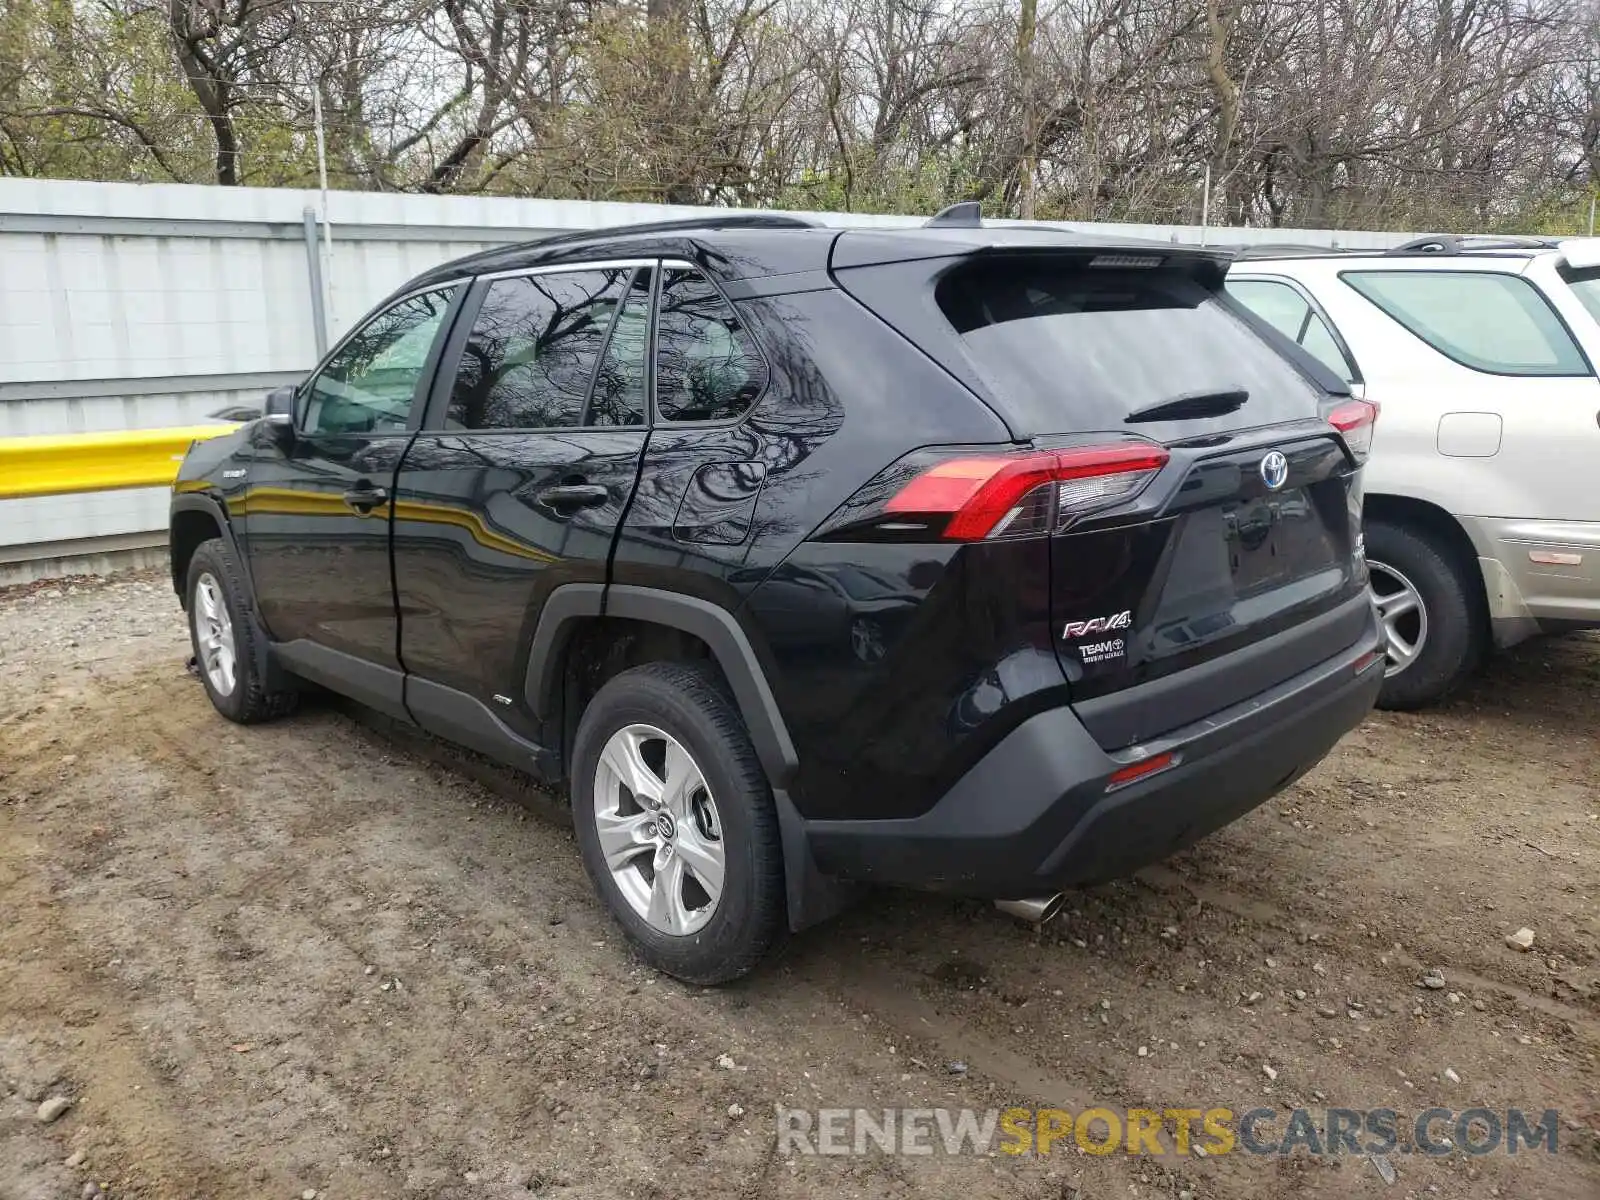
left=1366, top=519, right=1483, bottom=710
left=185, top=537, right=299, bottom=724
left=571, top=662, right=785, bottom=984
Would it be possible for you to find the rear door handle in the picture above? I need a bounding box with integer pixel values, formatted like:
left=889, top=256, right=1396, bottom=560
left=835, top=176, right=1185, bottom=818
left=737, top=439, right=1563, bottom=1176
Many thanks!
left=342, top=485, right=388, bottom=514
left=537, top=484, right=609, bottom=509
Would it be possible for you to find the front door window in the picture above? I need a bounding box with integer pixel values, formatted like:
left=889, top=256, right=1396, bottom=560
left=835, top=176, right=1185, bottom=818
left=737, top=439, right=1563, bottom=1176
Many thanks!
left=302, top=288, right=458, bottom=434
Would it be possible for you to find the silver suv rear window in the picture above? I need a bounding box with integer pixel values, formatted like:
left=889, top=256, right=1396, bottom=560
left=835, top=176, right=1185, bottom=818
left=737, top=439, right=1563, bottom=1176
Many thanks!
left=1341, top=270, right=1589, bottom=377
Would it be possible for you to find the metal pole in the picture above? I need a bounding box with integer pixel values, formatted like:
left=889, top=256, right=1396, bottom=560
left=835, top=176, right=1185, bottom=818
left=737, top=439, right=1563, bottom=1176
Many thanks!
left=302, top=208, right=329, bottom=358
left=1200, top=164, right=1211, bottom=246
left=1589, top=193, right=1596, bottom=238
left=312, top=87, right=334, bottom=334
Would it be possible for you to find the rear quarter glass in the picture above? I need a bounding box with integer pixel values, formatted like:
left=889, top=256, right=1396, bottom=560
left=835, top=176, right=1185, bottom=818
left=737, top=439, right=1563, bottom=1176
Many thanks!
left=935, top=258, right=1338, bottom=439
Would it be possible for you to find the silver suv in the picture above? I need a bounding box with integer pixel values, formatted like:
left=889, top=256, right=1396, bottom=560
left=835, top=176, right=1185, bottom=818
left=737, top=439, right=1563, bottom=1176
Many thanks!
left=1227, top=235, right=1600, bottom=707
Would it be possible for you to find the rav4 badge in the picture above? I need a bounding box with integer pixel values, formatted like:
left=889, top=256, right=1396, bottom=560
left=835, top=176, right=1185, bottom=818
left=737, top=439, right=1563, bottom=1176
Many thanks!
left=1062, top=610, right=1133, bottom=640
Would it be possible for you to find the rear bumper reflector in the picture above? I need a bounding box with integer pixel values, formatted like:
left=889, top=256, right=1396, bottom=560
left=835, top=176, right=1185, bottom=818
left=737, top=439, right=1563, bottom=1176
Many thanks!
left=1105, top=751, right=1179, bottom=792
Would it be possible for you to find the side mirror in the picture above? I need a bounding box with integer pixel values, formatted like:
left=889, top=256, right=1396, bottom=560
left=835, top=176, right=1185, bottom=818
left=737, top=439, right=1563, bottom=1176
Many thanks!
left=262, top=385, right=297, bottom=427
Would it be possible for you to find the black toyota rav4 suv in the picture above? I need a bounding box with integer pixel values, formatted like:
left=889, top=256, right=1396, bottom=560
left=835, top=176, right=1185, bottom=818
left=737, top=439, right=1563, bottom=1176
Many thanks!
left=171, top=212, right=1384, bottom=983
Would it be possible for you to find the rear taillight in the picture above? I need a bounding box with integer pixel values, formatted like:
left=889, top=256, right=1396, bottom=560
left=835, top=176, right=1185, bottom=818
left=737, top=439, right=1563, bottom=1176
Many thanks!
left=882, top=442, right=1170, bottom=540
left=1329, top=398, right=1379, bottom=462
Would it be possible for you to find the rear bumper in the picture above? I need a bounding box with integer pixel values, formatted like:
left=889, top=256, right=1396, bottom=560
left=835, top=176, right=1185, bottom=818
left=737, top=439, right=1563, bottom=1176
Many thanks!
left=805, top=612, right=1383, bottom=898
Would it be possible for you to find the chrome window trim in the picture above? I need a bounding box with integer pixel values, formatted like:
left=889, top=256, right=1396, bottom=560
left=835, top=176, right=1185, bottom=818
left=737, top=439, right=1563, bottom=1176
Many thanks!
left=475, top=258, right=659, bottom=282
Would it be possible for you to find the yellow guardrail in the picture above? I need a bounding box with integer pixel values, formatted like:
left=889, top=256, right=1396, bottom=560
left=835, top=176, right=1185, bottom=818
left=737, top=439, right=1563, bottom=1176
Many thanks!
left=0, top=424, right=238, bottom=500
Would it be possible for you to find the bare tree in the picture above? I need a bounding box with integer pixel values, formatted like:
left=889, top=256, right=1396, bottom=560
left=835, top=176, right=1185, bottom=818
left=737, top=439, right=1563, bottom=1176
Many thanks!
left=162, top=0, right=298, bottom=184
left=0, top=0, right=1592, bottom=230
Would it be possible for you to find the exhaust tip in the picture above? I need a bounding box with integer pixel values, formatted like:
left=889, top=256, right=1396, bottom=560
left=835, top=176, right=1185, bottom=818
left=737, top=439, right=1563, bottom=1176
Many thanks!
left=994, top=894, right=1066, bottom=925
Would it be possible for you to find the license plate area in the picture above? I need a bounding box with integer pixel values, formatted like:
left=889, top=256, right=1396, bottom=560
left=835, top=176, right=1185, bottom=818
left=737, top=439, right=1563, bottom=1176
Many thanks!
left=1227, top=488, right=1336, bottom=597
left=1148, top=486, right=1342, bottom=653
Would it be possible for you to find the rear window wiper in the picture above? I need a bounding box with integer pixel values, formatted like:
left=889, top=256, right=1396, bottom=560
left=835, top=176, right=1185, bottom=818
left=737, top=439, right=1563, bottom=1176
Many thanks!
left=1125, top=388, right=1248, bottom=423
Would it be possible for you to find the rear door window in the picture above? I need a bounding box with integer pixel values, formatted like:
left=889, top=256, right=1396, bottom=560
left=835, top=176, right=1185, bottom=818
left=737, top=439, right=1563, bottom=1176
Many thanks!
left=1341, top=270, right=1589, bottom=376
left=654, top=267, right=767, bottom=422
left=447, top=268, right=632, bottom=430
left=587, top=268, right=651, bottom=426
left=1226, top=278, right=1310, bottom=339
left=1226, top=278, right=1357, bottom=383
left=1299, top=314, right=1351, bottom=381
left=938, top=259, right=1331, bottom=434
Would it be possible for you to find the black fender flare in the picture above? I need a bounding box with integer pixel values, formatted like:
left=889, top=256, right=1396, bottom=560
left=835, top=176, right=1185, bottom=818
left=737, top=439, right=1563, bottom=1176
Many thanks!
left=525, top=583, right=853, bottom=931
left=525, top=583, right=798, bottom=785
left=170, top=492, right=245, bottom=593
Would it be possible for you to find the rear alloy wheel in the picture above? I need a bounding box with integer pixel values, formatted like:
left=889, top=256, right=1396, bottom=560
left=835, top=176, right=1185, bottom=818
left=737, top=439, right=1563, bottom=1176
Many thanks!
left=1363, top=519, right=1483, bottom=710
left=1368, top=559, right=1429, bottom=677
left=593, top=723, right=727, bottom=937
left=571, top=662, right=785, bottom=984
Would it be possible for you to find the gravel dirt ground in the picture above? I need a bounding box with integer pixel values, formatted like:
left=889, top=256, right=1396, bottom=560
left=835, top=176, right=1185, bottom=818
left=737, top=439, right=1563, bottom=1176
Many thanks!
left=1, top=570, right=1596, bottom=1200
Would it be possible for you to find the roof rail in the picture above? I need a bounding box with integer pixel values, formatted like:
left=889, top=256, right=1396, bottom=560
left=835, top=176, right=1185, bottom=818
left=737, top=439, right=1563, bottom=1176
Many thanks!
left=529, top=212, right=820, bottom=252
left=1386, top=233, right=1562, bottom=256
left=1224, top=243, right=1359, bottom=260
left=926, top=202, right=982, bottom=228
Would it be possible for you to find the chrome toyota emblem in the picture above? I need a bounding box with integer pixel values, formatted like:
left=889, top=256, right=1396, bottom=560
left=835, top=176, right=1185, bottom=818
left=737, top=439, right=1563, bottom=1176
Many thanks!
left=654, top=812, right=677, bottom=840
left=1259, top=451, right=1289, bottom=491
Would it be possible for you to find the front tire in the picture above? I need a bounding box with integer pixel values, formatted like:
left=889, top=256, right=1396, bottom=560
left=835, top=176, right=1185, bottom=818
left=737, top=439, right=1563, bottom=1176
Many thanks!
left=1366, top=520, right=1483, bottom=710
left=571, top=662, right=785, bottom=984
left=185, top=538, right=298, bottom=724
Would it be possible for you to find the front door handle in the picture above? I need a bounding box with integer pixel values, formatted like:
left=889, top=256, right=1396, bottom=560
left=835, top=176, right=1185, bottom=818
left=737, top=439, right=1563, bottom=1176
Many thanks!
left=342, top=485, right=389, bottom=514
left=537, top=484, right=609, bottom=509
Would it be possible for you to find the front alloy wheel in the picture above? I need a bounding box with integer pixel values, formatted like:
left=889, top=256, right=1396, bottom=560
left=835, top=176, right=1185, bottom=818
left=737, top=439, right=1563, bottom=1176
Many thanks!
left=1368, top=559, right=1429, bottom=678
left=184, top=536, right=298, bottom=723
left=593, top=723, right=726, bottom=936
left=193, top=571, right=238, bottom=696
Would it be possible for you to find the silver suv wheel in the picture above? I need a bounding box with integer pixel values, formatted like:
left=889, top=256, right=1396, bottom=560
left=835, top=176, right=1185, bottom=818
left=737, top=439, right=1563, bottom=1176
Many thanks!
left=193, top=572, right=238, bottom=696
left=593, top=723, right=725, bottom=936
left=1369, top=559, right=1428, bottom=677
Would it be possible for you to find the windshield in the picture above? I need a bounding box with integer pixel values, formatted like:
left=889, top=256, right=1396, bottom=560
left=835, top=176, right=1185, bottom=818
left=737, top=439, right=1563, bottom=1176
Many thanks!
left=936, top=260, right=1333, bottom=436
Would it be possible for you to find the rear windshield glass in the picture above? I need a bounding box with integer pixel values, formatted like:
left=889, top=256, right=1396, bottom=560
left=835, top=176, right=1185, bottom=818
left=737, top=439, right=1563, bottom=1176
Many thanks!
left=937, top=261, right=1330, bottom=433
